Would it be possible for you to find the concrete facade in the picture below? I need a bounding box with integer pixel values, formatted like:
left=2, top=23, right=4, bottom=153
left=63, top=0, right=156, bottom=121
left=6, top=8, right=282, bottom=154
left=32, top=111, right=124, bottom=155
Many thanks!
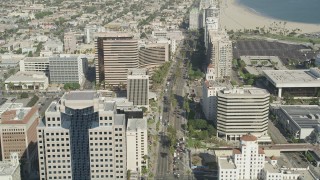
left=0, top=107, right=39, bottom=175
left=139, top=43, right=169, bottom=75
left=37, top=91, right=127, bottom=180
left=64, top=32, right=77, bottom=53
left=4, top=71, right=49, bottom=91
left=126, top=118, right=148, bottom=179
left=19, top=57, right=49, bottom=76
left=49, top=54, right=88, bottom=85
left=189, top=8, right=200, bottom=30
left=207, top=30, right=232, bottom=80
left=127, top=69, right=149, bottom=106
left=217, top=87, right=270, bottom=141
left=95, top=32, right=139, bottom=87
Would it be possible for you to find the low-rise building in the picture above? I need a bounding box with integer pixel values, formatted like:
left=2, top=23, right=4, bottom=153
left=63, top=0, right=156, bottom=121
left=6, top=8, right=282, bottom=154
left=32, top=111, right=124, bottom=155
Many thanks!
left=0, top=153, right=21, bottom=180
left=19, top=57, right=49, bottom=76
left=274, top=105, right=320, bottom=139
left=4, top=71, right=48, bottom=91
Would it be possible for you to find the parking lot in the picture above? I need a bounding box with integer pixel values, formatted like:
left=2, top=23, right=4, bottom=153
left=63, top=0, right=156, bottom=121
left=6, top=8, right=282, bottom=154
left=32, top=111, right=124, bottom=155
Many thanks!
left=233, top=40, right=319, bottom=65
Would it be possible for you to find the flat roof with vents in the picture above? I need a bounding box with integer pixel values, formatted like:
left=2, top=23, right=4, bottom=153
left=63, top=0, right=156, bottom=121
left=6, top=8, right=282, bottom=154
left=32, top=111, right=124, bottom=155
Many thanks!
left=280, top=105, right=320, bottom=129
left=263, top=68, right=320, bottom=88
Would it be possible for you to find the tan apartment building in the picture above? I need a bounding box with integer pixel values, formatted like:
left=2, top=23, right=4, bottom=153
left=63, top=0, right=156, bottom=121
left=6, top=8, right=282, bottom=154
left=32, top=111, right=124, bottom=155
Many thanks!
left=64, top=32, right=77, bottom=53
left=95, top=32, right=138, bottom=87
left=0, top=107, right=39, bottom=175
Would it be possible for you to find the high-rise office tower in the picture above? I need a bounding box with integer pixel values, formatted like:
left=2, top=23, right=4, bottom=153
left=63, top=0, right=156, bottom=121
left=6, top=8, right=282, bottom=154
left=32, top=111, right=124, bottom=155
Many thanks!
left=127, top=69, right=149, bottom=106
left=207, top=30, right=232, bottom=80
left=95, top=32, right=139, bottom=87
left=37, top=91, right=127, bottom=180
left=217, top=87, right=270, bottom=141
left=0, top=107, right=39, bottom=175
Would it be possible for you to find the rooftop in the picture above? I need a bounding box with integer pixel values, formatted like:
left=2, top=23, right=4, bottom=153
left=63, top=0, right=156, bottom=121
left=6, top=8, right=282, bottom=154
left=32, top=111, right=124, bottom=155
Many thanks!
left=23, top=57, right=49, bottom=62
left=5, top=71, right=47, bottom=82
left=127, top=118, right=147, bottom=131
left=1, top=107, right=38, bottom=125
left=0, top=161, right=19, bottom=176
left=114, top=114, right=125, bottom=126
left=263, top=68, right=320, bottom=88
left=63, top=91, right=98, bottom=101
left=220, top=86, right=269, bottom=96
left=240, top=134, right=258, bottom=141
left=128, top=68, right=148, bottom=76
left=280, top=105, right=320, bottom=129
left=219, top=158, right=236, bottom=170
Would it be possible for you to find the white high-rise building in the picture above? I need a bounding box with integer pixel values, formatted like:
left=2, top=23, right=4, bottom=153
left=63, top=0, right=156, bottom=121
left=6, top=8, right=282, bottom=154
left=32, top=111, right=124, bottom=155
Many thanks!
left=218, top=134, right=302, bottom=180
left=202, top=64, right=227, bottom=123
left=217, top=87, right=270, bottom=141
left=207, top=30, right=232, bottom=80
left=204, top=17, right=219, bottom=50
left=126, top=118, right=148, bottom=179
left=189, top=8, right=200, bottom=30
left=0, top=152, right=21, bottom=180
left=37, top=91, right=127, bottom=180
left=218, top=134, right=266, bottom=180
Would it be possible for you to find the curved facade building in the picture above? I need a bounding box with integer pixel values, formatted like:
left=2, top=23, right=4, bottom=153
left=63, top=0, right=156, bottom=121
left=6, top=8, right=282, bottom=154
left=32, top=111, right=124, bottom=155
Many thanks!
left=217, top=87, right=270, bottom=141
left=95, top=33, right=138, bottom=87
left=139, top=43, right=169, bottom=75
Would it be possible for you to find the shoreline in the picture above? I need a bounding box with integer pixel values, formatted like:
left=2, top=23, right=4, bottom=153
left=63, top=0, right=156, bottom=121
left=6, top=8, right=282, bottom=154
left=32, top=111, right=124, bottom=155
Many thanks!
left=220, top=0, right=320, bottom=34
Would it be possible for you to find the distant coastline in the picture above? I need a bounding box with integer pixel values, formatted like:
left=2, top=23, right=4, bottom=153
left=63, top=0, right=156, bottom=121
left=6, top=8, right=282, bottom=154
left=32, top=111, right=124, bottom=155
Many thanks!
left=220, top=0, right=320, bottom=34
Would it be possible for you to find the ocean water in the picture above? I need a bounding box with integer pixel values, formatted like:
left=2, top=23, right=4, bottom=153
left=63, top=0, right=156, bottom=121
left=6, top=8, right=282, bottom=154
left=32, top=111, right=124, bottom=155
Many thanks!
left=237, top=0, right=320, bottom=24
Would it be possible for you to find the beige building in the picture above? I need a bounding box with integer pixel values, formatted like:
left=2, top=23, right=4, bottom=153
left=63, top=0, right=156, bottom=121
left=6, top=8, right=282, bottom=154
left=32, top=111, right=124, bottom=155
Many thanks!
left=0, top=107, right=39, bottom=175
left=95, top=32, right=139, bottom=87
left=37, top=91, right=127, bottom=180
left=4, top=71, right=49, bottom=91
left=127, top=69, right=149, bottom=106
left=139, top=43, right=169, bottom=75
left=207, top=30, right=232, bottom=81
left=217, top=87, right=270, bottom=142
left=126, top=118, right=148, bottom=179
left=0, top=152, right=21, bottom=180
left=64, top=32, right=77, bottom=53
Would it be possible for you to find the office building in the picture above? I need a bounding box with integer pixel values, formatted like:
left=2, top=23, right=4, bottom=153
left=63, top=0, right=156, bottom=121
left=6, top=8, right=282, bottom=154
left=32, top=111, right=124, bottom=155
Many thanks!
left=127, top=69, right=149, bottom=106
left=0, top=107, right=39, bottom=174
left=19, top=57, right=49, bottom=76
left=207, top=30, right=232, bottom=80
left=139, top=43, right=169, bottom=75
left=64, top=32, right=77, bottom=53
left=218, top=134, right=302, bottom=180
left=204, top=17, right=219, bottom=49
left=37, top=91, right=127, bottom=180
left=126, top=118, right=148, bottom=179
left=189, top=8, right=200, bottom=30
left=49, top=54, right=88, bottom=85
left=95, top=32, right=139, bottom=87
left=4, top=71, right=49, bottom=91
left=217, top=87, right=270, bottom=141
left=202, top=5, right=219, bottom=28
left=0, top=153, right=21, bottom=180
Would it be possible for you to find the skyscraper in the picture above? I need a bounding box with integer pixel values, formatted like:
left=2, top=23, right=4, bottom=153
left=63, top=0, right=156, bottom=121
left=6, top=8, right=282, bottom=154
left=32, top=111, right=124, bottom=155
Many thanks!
left=37, top=91, right=127, bottom=180
left=189, top=8, right=200, bottom=30
left=95, top=32, right=139, bottom=87
left=127, top=68, right=149, bottom=106
left=217, top=87, right=270, bottom=141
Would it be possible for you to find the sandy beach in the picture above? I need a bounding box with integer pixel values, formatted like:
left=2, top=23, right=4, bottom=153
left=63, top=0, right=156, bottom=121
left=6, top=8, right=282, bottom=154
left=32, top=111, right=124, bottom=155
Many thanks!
left=220, top=0, right=320, bottom=34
